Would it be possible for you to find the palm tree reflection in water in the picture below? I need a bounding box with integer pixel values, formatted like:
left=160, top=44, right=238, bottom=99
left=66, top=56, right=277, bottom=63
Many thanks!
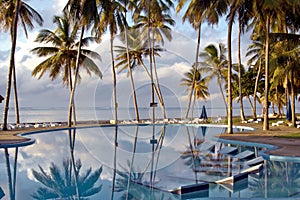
left=249, top=161, right=300, bottom=198
left=114, top=125, right=172, bottom=200
left=31, top=129, right=103, bottom=199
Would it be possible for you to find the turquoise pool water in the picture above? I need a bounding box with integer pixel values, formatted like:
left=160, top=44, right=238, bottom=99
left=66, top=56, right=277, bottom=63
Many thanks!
left=0, top=124, right=299, bottom=199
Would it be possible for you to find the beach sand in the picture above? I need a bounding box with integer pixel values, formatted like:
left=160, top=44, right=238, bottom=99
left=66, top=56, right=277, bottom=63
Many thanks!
left=0, top=121, right=300, bottom=157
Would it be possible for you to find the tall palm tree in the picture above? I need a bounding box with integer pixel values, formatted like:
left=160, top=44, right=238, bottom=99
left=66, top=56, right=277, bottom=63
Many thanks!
left=96, top=0, right=126, bottom=125
left=246, top=36, right=265, bottom=119
left=31, top=12, right=102, bottom=113
left=1, top=0, right=43, bottom=130
left=176, top=0, right=228, bottom=119
left=65, top=0, right=99, bottom=127
left=234, top=0, right=253, bottom=122
left=133, top=1, right=175, bottom=120
left=31, top=159, right=103, bottom=199
left=121, top=0, right=140, bottom=122
left=180, top=68, right=209, bottom=118
left=252, top=0, right=283, bottom=130
left=199, top=43, right=228, bottom=115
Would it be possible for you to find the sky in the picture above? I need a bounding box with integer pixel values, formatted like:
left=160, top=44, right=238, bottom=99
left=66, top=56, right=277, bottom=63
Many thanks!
left=0, top=0, right=257, bottom=118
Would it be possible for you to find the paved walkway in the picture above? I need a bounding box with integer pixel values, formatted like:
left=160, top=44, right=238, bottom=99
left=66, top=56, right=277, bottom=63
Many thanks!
left=220, top=123, right=300, bottom=157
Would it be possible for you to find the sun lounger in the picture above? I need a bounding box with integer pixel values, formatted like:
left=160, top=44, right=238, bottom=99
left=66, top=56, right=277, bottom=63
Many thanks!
left=25, top=124, right=34, bottom=128
left=8, top=124, right=17, bottom=130
left=34, top=123, right=42, bottom=128
left=17, top=123, right=25, bottom=128
left=219, top=146, right=238, bottom=155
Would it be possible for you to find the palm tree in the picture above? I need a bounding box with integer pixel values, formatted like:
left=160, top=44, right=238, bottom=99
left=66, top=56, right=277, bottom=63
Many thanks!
left=121, top=0, right=140, bottom=122
left=31, top=12, right=102, bottom=113
left=65, top=0, right=99, bottom=127
left=1, top=0, right=43, bottom=130
left=115, top=29, right=166, bottom=112
left=271, top=33, right=300, bottom=125
left=96, top=1, right=126, bottom=125
left=176, top=0, right=228, bottom=119
left=234, top=0, right=254, bottom=122
left=133, top=1, right=175, bottom=120
left=246, top=36, right=265, bottom=119
left=180, top=68, right=209, bottom=118
left=31, top=159, right=102, bottom=199
left=199, top=43, right=228, bottom=116
left=252, top=0, right=283, bottom=130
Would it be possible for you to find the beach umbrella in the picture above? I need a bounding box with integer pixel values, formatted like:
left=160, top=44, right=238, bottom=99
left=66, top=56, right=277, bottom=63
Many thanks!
left=286, top=99, right=292, bottom=121
left=200, top=105, right=208, bottom=120
left=201, top=126, right=207, bottom=137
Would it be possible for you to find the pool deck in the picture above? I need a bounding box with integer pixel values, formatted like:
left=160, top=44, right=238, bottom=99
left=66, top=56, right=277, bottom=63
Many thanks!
left=0, top=122, right=300, bottom=157
left=220, top=123, right=300, bottom=157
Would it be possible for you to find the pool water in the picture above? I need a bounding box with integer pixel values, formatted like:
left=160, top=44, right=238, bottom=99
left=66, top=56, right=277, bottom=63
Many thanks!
left=0, top=124, right=300, bottom=199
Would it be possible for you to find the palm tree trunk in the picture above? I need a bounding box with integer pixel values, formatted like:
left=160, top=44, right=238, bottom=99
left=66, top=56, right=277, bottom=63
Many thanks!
left=12, top=66, right=20, bottom=124
left=290, top=72, right=296, bottom=127
left=124, top=9, right=139, bottom=122
left=68, top=62, right=76, bottom=126
left=4, top=148, right=15, bottom=200
left=227, top=11, right=234, bottom=134
left=253, top=59, right=262, bottom=119
left=247, top=96, right=254, bottom=113
left=218, top=79, right=228, bottom=116
left=263, top=16, right=270, bottom=131
left=140, top=60, right=165, bottom=115
left=12, top=147, right=18, bottom=197
left=238, top=23, right=246, bottom=121
left=68, top=27, right=84, bottom=127
left=185, top=23, right=201, bottom=119
left=110, top=33, right=118, bottom=124
left=126, top=126, right=139, bottom=200
left=68, top=129, right=80, bottom=199
left=152, top=53, right=166, bottom=119
left=2, top=0, right=21, bottom=131
left=191, top=93, right=196, bottom=119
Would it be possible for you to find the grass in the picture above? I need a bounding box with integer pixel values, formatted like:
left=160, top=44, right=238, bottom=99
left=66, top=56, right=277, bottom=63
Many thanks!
left=275, top=133, right=300, bottom=139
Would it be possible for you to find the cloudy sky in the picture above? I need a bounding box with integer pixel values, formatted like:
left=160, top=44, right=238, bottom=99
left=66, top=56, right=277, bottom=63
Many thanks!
left=0, top=0, right=257, bottom=119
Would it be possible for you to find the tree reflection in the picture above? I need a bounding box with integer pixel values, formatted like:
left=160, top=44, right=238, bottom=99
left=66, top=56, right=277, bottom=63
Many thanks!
left=249, top=161, right=300, bottom=198
left=115, top=162, right=174, bottom=200
left=31, top=159, right=103, bottom=199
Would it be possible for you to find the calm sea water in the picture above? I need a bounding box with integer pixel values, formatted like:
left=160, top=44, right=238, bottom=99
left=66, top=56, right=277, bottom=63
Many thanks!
left=0, top=106, right=268, bottom=123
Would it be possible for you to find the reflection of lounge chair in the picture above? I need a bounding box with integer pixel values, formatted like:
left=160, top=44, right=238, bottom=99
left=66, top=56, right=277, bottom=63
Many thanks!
left=169, top=182, right=209, bottom=196
left=218, top=146, right=238, bottom=155
left=0, top=186, right=5, bottom=199
left=234, top=150, right=255, bottom=160
left=246, top=156, right=264, bottom=166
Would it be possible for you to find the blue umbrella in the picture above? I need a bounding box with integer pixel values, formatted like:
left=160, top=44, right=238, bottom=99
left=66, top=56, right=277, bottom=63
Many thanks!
left=286, top=99, right=292, bottom=121
left=200, top=105, right=208, bottom=120
left=201, top=126, right=207, bottom=137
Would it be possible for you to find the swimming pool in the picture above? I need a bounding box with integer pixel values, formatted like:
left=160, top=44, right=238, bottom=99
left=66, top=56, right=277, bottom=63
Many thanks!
left=0, top=124, right=299, bottom=199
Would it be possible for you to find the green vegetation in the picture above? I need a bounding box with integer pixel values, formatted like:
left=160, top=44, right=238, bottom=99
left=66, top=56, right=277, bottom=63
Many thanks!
left=276, top=133, right=300, bottom=139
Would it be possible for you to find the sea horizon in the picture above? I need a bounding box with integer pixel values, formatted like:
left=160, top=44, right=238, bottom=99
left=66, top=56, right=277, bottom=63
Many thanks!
left=0, top=105, right=284, bottom=124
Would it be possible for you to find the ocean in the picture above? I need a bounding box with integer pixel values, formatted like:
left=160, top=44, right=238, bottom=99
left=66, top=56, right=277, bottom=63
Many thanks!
left=0, top=106, right=271, bottom=124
